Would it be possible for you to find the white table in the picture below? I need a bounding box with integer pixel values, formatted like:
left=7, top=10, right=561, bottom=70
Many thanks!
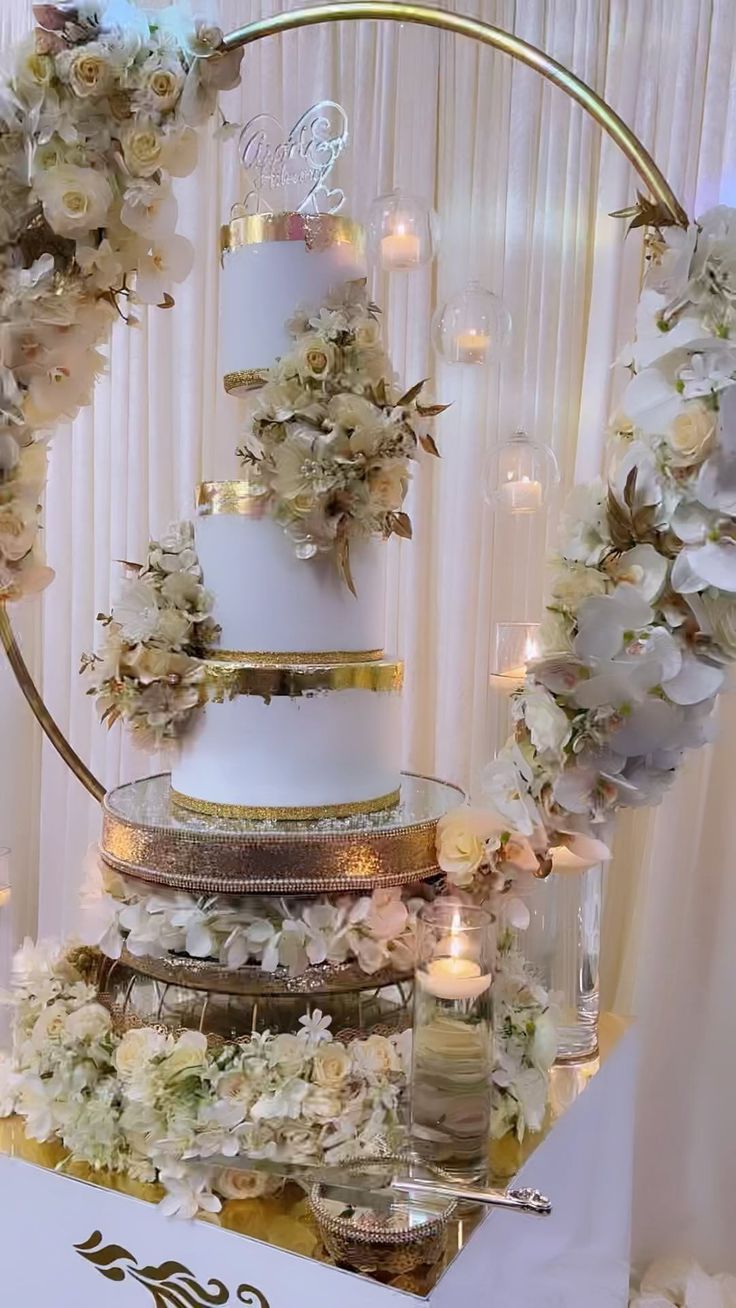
left=0, top=1024, right=635, bottom=1307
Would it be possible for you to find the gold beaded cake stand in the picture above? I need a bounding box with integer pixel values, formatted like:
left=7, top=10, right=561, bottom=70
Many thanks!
left=100, top=771, right=463, bottom=894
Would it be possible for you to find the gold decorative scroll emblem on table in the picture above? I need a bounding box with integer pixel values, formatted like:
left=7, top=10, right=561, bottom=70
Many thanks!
left=74, top=1230, right=270, bottom=1307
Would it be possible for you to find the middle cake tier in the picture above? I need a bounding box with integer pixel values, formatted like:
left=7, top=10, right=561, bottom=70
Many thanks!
left=171, top=655, right=404, bottom=819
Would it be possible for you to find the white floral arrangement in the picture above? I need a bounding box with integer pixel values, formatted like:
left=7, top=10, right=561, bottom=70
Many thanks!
left=83, top=853, right=424, bottom=977
left=239, top=281, right=443, bottom=591
left=0, top=0, right=242, bottom=602
left=81, top=521, right=216, bottom=746
left=0, top=941, right=409, bottom=1218
left=439, top=206, right=736, bottom=891
left=629, top=1257, right=736, bottom=1308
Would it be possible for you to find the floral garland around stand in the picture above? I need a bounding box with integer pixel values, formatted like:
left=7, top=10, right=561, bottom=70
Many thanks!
left=0, top=0, right=242, bottom=602
left=436, top=206, right=736, bottom=895
left=81, top=521, right=217, bottom=746
left=240, top=280, right=444, bottom=592
left=0, top=941, right=410, bottom=1218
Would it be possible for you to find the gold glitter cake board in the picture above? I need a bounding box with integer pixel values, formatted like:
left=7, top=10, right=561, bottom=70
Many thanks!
left=100, top=772, right=464, bottom=895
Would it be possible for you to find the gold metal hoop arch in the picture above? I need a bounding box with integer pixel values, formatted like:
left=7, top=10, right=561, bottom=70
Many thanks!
left=1, top=1, right=689, bottom=805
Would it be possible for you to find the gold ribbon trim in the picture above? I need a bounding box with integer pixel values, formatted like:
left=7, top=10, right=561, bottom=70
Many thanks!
left=220, top=211, right=365, bottom=258
left=196, top=479, right=269, bottom=516
left=223, top=368, right=269, bottom=393
left=206, top=648, right=385, bottom=666
left=170, top=787, right=401, bottom=821
left=202, top=656, right=403, bottom=699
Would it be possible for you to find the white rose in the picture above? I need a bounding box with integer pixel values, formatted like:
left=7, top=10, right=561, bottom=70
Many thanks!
left=665, top=402, right=715, bottom=467
left=519, top=685, right=571, bottom=757
left=549, top=562, right=607, bottom=609
left=143, top=60, right=185, bottom=113
left=35, top=165, right=113, bottom=237
left=278, top=1125, right=318, bottom=1162
left=301, top=1085, right=342, bottom=1123
left=162, top=127, right=199, bottom=178
left=115, top=1026, right=168, bottom=1078
left=352, top=1033, right=398, bottom=1078
left=436, top=807, right=499, bottom=886
left=217, top=1071, right=255, bottom=1117
left=327, top=393, right=380, bottom=431
left=311, top=1043, right=351, bottom=1088
left=267, top=1033, right=306, bottom=1078
left=122, top=121, right=164, bottom=178
left=67, top=44, right=111, bottom=98
left=31, top=1003, right=67, bottom=1047
left=64, top=1002, right=111, bottom=1043
left=15, top=41, right=54, bottom=97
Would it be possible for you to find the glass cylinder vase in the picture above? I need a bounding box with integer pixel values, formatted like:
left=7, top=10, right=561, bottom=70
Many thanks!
left=410, top=901, right=495, bottom=1183
left=519, top=858, right=603, bottom=1062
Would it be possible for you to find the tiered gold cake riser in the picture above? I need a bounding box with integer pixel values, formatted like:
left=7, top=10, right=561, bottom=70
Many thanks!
left=97, top=954, right=414, bottom=1043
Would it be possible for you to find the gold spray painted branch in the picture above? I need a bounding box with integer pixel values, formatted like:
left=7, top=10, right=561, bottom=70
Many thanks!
left=0, top=606, right=104, bottom=803
left=222, top=2, right=689, bottom=228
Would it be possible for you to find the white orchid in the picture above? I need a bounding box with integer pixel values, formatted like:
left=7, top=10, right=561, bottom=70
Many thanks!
left=574, top=585, right=654, bottom=663
left=559, top=480, right=610, bottom=566
left=631, top=1256, right=736, bottom=1308
left=607, top=544, right=668, bottom=602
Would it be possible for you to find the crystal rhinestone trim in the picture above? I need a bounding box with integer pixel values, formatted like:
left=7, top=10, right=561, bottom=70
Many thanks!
left=222, top=368, right=268, bottom=393
left=170, top=786, right=402, bottom=821
left=116, top=946, right=412, bottom=996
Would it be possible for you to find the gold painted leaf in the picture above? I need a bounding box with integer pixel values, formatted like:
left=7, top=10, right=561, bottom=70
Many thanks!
left=416, top=401, right=451, bottom=417
left=397, top=378, right=428, bottom=407
left=389, top=510, right=413, bottom=540
left=419, top=432, right=441, bottom=457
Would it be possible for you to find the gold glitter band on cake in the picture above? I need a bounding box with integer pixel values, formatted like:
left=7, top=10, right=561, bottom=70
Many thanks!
left=170, top=787, right=401, bottom=821
left=220, top=211, right=365, bottom=261
left=223, top=369, right=268, bottom=394
left=202, top=657, right=403, bottom=699
left=115, top=946, right=411, bottom=997
left=196, top=479, right=269, bottom=516
left=205, top=648, right=385, bottom=666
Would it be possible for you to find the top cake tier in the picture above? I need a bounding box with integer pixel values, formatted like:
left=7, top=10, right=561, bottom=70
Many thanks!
left=219, top=211, right=366, bottom=395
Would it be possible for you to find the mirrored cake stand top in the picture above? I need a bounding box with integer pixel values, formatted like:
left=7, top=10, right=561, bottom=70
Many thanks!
left=100, top=772, right=464, bottom=894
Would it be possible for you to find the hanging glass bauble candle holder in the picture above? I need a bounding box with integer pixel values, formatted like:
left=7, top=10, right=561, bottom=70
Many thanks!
left=432, top=280, right=511, bottom=366
left=484, top=428, right=560, bottom=514
left=368, top=189, right=439, bottom=271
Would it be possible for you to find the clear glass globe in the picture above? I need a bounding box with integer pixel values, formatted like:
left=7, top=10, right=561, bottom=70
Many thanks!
left=484, top=429, right=560, bottom=514
left=432, top=280, right=511, bottom=366
left=367, top=189, right=439, bottom=271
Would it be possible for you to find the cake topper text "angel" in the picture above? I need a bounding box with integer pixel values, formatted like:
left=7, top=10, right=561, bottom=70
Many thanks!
left=238, top=102, right=349, bottom=216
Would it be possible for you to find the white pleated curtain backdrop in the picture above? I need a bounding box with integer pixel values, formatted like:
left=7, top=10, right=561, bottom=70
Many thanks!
left=2, top=0, right=736, bottom=1274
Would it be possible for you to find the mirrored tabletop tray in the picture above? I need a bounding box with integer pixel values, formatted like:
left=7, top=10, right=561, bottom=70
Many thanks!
left=100, top=772, right=464, bottom=894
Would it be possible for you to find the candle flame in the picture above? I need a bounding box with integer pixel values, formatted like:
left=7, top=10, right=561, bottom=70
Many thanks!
left=449, top=909, right=463, bottom=958
left=396, top=222, right=406, bottom=236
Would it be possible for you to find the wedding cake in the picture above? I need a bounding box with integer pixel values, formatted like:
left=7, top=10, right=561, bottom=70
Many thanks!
left=169, top=211, right=404, bottom=819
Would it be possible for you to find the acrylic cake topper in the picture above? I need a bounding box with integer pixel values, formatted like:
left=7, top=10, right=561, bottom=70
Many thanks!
left=235, top=101, right=349, bottom=217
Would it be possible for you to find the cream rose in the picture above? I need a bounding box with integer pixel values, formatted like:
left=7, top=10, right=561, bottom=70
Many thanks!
left=15, top=43, right=54, bottom=94
left=215, top=1168, right=275, bottom=1201
left=161, top=1030, right=208, bottom=1082
left=311, top=1043, right=352, bottom=1088
left=296, top=335, right=335, bottom=381
left=35, top=165, right=113, bottom=237
left=301, top=1085, right=342, bottom=1123
left=122, top=121, right=164, bottom=178
left=665, top=402, right=716, bottom=467
left=353, top=1034, right=397, bottom=1077
left=436, top=807, right=499, bottom=886
left=217, top=1071, right=255, bottom=1116
left=354, top=319, right=382, bottom=350
left=64, top=1002, right=111, bottom=1043
left=31, top=1003, right=67, bottom=1046
left=267, top=1032, right=307, bottom=1077
left=144, top=61, right=185, bottom=113
left=549, top=562, right=607, bottom=609
left=114, top=1026, right=168, bottom=1078
left=368, top=461, right=406, bottom=511
left=68, top=45, right=111, bottom=99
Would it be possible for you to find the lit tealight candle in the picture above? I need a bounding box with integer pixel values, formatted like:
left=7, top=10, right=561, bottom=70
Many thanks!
left=454, top=329, right=491, bottom=364
left=381, top=222, right=421, bottom=270
left=500, top=475, right=543, bottom=512
left=419, top=956, right=492, bottom=1001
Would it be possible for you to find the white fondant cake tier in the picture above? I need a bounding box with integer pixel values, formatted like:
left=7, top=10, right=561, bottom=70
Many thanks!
left=171, top=686, right=402, bottom=816
left=196, top=500, right=387, bottom=655
left=219, top=213, right=366, bottom=390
